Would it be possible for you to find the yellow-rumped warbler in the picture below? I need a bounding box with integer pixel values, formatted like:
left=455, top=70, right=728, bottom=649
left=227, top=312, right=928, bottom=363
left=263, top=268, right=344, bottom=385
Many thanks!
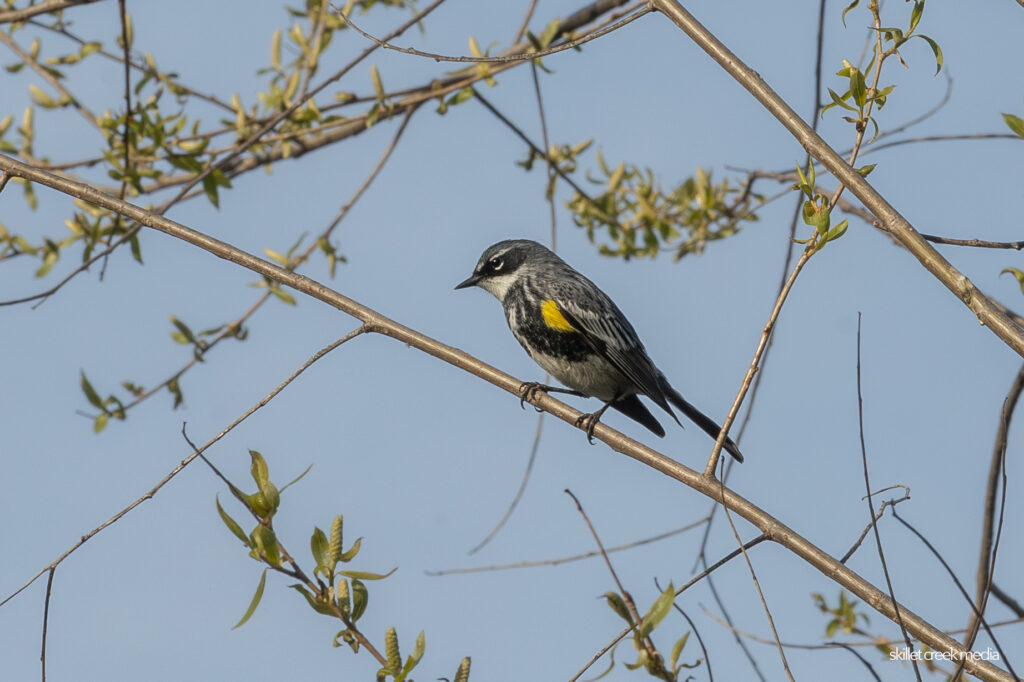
left=456, top=239, right=743, bottom=462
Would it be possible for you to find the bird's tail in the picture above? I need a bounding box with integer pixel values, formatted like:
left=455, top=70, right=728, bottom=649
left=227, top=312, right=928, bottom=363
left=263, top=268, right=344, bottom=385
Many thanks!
left=662, top=383, right=744, bottom=463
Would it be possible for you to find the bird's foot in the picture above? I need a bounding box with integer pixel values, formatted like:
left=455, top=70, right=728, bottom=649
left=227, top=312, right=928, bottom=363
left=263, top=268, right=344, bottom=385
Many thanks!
left=519, top=382, right=550, bottom=411
left=573, top=412, right=602, bottom=444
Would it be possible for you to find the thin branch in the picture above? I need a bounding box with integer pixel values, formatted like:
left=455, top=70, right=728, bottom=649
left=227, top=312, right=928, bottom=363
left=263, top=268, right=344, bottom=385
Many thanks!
left=890, top=509, right=1016, bottom=678
left=40, top=567, right=55, bottom=682
left=990, top=584, right=1024, bottom=619
left=958, top=361, right=1024, bottom=677
left=718, top=479, right=794, bottom=680
left=703, top=246, right=814, bottom=476
left=0, top=0, right=102, bottom=24
left=856, top=314, right=921, bottom=680
left=512, top=0, right=541, bottom=43
left=839, top=485, right=910, bottom=564
left=0, top=325, right=366, bottom=608
left=339, top=1, right=652, bottom=64
left=467, top=408, right=545, bottom=555
left=432, top=517, right=710, bottom=575
left=0, top=155, right=1014, bottom=681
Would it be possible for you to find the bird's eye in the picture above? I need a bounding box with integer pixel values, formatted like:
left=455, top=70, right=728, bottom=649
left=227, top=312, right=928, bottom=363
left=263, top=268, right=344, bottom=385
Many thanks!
left=488, top=257, right=504, bottom=271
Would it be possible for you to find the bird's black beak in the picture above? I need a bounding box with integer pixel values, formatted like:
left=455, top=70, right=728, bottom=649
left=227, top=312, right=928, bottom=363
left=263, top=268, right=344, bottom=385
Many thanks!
left=454, top=273, right=481, bottom=290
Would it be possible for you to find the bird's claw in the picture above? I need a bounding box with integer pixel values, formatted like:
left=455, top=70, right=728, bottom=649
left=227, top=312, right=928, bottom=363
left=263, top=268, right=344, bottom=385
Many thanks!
left=519, top=381, right=547, bottom=410
left=574, top=413, right=600, bottom=444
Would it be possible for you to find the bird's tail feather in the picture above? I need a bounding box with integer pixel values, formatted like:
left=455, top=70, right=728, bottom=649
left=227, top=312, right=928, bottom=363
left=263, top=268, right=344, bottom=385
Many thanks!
left=610, top=394, right=666, bottom=438
left=662, top=384, right=744, bottom=463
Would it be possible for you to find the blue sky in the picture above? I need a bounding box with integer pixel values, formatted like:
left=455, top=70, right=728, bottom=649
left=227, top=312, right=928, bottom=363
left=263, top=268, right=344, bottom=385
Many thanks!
left=2, top=1, right=1024, bottom=680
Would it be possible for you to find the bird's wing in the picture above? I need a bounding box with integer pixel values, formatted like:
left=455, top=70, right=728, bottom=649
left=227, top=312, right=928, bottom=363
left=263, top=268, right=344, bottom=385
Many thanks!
left=554, top=293, right=670, bottom=410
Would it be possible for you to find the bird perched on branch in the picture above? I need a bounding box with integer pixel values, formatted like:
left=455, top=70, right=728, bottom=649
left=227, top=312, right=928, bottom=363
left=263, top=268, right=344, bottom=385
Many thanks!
left=456, top=239, right=743, bottom=462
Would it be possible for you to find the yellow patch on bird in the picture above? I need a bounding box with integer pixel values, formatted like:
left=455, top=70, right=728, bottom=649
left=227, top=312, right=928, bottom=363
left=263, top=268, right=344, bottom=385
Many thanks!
left=541, top=299, right=574, bottom=332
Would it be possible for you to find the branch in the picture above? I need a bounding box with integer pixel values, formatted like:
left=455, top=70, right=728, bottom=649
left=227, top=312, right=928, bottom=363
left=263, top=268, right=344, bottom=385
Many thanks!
left=0, top=153, right=1013, bottom=681
left=0, top=0, right=102, bottom=23
left=650, top=0, right=1024, bottom=360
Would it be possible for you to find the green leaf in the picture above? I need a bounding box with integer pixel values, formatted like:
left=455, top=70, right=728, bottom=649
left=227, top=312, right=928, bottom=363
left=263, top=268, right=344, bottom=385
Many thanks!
left=670, top=631, right=690, bottom=670
left=1003, top=113, right=1024, bottom=140
left=93, top=412, right=109, bottom=433
left=908, top=0, right=924, bottom=35
left=824, top=219, right=849, bottom=244
left=291, top=584, right=337, bottom=617
left=339, top=567, right=397, bottom=581
left=311, top=527, right=329, bottom=575
left=537, top=19, right=561, bottom=48
left=249, top=450, right=270, bottom=488
left=252, top=525, right=281, bottom=567
left=80, top=371, right=105, bottom=410
left=232, top=569, right=267, bottom=629
left=1001, top=267, right=1024, bottom=295
left=216, top=495, right=251, bottom=546
left=638, top=583, right=675, bottom=639
left=339, top=536, right=362, bottom=562
left=603, top=592, right=633, bottom=624
left=269, top=286, right=296, bottom=305
left=170, top=316, right=196, bottom=345
left=855, top=163, right=876, bottom=177
left=841, top=0, right=860, bottom=26
left=351, top=578, right=369, bottom=621
left=849, top=68, right=866, bottom=108
left=279, top=462, right=313, bottom=493
left=915, top=34, right=943, bottom=74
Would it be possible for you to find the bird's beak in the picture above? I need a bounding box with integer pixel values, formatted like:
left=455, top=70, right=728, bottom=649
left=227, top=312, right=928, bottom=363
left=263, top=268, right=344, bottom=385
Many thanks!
left=454, top=273, right=481, bottom=290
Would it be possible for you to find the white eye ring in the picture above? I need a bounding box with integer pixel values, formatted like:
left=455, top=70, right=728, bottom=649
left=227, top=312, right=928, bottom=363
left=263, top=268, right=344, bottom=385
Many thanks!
left=489, top=257, right=503, bottom=270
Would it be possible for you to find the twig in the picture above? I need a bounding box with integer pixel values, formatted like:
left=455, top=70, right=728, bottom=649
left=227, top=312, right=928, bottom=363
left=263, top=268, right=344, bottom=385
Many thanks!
left=433, top=517, right=710, bottom=575
left=0, top=326, right=366, bottom=609
left=957, top=362, right=1024, bottom=679
left=0, top=0, right=101, bottom=23
left=855, top=314, right=921, bottom=680
left=890, top=509, right=1016, bottom=677
left=338, top=1, right=652, bottom=64
left=467, top=409, right=545, bottom=555
left=40, top=567, right=55, bottom=682
left=990, top=584, right=1024, bottom=618
left=839, top=485, right=910, bottom=564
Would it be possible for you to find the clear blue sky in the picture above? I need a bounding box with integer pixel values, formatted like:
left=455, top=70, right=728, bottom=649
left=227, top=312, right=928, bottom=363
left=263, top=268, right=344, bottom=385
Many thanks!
left=2, top=1, right=1023, bottom=680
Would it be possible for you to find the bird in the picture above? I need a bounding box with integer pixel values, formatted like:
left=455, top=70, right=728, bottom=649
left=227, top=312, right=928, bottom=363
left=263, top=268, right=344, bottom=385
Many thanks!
left=455, top=239, right=743, bottom=462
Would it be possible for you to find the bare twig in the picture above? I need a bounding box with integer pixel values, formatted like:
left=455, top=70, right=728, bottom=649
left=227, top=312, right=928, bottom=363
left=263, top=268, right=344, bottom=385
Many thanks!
left=0, top=0, right=102, bottom=23
left=839, top=485, right=910, bottom=564
left=339, top=1, right=652, bottom=64
left=959, top=362, right=1024, bottom=677
left=890, top=509, right=1016, bottom=677
left=856, top=314, right=921, bottom=680
left=40, top=567, right=55, bottom=682
left=467, top=410, right=545, bottom=555
left=434, top=517, right=710, bottom=574
left=719, top=485, right=793, bottom=679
